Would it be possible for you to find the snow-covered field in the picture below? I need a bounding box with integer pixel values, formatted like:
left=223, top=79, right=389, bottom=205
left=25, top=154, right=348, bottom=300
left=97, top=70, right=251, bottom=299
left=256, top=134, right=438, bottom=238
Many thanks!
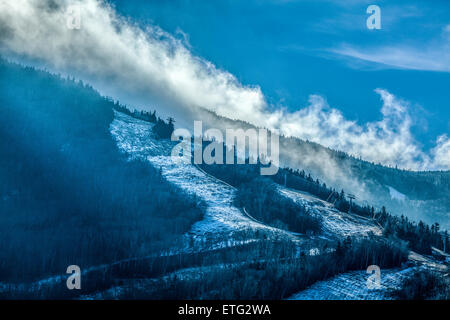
left=279, top=187, right=382, bottom=239
left=289, top=267, right=416, bottom=300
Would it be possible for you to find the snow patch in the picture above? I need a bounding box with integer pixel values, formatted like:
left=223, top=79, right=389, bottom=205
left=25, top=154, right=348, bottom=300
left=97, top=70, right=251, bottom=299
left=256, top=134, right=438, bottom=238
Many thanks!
left=387, top=186, right=407, bottom=202
left=288, top=267, right=416, bottom=300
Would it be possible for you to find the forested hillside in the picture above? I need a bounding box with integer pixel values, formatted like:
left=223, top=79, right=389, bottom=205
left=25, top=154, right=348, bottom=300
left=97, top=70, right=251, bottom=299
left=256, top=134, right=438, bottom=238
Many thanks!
left=0, top=60, right=204, bottom=282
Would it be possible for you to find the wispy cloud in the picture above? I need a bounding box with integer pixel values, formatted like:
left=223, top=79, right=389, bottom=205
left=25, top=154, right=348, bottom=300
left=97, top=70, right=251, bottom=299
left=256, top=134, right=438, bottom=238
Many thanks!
left=331, top=43, right=450, bottom=72
left=330, top=23, right=450, bottom=72
left=0, top=0, right=449, bottom=171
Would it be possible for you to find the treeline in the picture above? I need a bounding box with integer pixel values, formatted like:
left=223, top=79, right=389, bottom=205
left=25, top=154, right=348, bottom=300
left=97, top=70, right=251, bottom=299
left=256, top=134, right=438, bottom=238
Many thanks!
left=235, top=177, right=322, bottom=235
left=113, top=103, right=158, bottom=122
left=381, top=214, right=448, bottom=255
left=113, top=103, right=175, bottom=139
left=198, top=144, right=449, bottom=255
left=0, top=60, right=204, bottom=283
left=393, top=269, right=449, bottom=300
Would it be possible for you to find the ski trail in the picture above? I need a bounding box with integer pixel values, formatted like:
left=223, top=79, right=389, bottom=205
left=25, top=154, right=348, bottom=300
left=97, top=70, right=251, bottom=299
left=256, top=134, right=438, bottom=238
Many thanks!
left=279, top=187, right=382, bottom=239
left=110, top=111, right=292, bottom=238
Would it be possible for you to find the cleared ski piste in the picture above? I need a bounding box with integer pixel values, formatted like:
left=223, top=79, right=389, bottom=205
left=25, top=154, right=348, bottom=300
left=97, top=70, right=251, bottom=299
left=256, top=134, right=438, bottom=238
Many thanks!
left=278, top=187, right=382, bottom=239
left=110, top=111, right=295, bottom=243
left=111, top=111, right=383, bottom=242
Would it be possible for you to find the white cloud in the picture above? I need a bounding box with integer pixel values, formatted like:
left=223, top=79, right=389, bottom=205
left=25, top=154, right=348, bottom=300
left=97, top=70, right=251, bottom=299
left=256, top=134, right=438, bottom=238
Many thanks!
left=432, top=134, right=450, bottom=170
left=0, top=0, right=268, bottom=126
left=0, top=0, right=448, bottom=171
left=331, top=44, right=450, bottom=72
left=274, top=89, right=437, bottom=171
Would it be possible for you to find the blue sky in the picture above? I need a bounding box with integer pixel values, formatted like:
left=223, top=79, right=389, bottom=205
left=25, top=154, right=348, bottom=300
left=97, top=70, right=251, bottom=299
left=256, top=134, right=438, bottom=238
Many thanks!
left=110, top=0, right=450, bottom=150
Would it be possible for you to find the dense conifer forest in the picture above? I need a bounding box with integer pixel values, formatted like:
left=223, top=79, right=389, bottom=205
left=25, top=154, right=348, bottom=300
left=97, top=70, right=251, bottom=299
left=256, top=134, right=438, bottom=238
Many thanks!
left=0, top=60, right=204, bottom=282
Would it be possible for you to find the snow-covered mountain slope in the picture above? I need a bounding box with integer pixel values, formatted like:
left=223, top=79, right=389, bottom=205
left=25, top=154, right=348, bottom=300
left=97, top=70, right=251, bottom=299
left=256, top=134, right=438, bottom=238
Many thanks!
left=278, top=187, right=382, bottom=239
left=288, top=267, right=416, bottom=300
left=111, top=111, right=385, bottom=244
left=109, top=111, right=447, bottom=300
left=110, top=111, right=294, bottom=242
